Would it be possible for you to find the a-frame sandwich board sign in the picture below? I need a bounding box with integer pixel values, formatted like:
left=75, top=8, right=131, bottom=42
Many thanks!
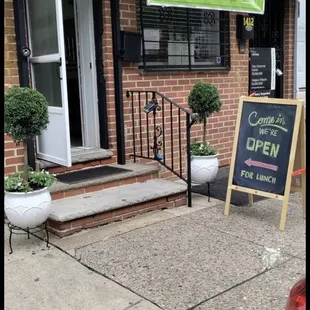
left=224, top=96, right=305, bottom=231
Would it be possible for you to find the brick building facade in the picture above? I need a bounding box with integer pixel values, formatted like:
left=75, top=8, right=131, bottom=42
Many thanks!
left=4, top=0, right=295, bottom=176
left=4, top=0, right=25, bottom=174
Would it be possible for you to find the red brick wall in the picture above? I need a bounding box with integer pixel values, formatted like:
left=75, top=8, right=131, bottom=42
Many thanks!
left=103, top=0, right=249, bottom=173
left=4, top=0, right=25, bottom=175
left=4, top=0, right=295, bottom=178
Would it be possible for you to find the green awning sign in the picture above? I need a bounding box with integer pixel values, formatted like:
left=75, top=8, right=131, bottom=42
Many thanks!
left=146, top=0, right=265, bottom=15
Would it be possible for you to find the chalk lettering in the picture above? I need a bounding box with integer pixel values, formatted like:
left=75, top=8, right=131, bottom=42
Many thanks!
left=246, top=137, right=255, bottom=151
left=270, top=129, right=278, bottom=136
left=241, top=170, right=253, bottom=179
left=259, top=128, right=269, bottom=135
left=254, top=139, right=264, bottom=152
left=262, top=141, right=271, bottom=156
left=256, top=173, right=276, bottom=184
left=248, top=111, right=287, bottom=132
left=270, top=144, right=279, bottom=158
left=248, top=111, right=275, bottom=126
left=275, top=115, right=285, bottom=125
left=246, top=137, right=280, bottom=158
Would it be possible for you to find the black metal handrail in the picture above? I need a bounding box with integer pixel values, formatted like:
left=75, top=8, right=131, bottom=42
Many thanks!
left=126, top=90, right=194, bottom=207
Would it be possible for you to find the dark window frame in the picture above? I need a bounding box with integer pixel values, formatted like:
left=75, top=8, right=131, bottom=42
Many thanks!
left=136, top=0, right=231, bottom=72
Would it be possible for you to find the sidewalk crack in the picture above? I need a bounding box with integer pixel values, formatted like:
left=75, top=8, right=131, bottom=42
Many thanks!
left=187, top=256, right=297, bottom=310
left=122, top=299, right=143, bottom=310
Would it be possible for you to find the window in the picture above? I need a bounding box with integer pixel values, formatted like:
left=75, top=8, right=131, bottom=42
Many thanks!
left=136, top=0, right=230, bottom=71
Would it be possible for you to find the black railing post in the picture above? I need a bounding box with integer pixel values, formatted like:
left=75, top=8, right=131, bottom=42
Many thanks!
left=178, top=108, right=182, bottom=178
left=186, top=113, right=192, bottom=208
left=152, top=100, right=157, bottom=159
left=110, top=0, right=125, bottom=164
left=162, top=97, right=166, bottom=165
left=138, top=92, right=143, bottom=157
left=146, top=92, right=150, bottom=158
left=130, top=91, right=136, bottom=162
left=170, top=102, right=174, bottom=170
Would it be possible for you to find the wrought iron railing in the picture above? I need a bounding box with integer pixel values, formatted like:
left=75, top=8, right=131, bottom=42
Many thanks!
left=126, top=90, right=194, bottom=207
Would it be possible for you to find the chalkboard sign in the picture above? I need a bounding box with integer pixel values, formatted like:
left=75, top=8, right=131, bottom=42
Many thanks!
left=249, top=48, right=276, bottom=98
left=232, top=101, right=296, bottom=195
left=225, top=96, right=305, bottom=231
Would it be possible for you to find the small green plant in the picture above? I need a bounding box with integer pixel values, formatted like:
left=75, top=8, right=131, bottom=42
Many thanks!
left=29, top=170, right=57, bottom=189
left=5, top=86, right=50, bottom=181
left=4, top=170, right=57, bottom=193
left=4, top=173, right=32, bottom=192
left=4, top=86, right=57, bottom=192
left=188, top=81, right=222, bottom=155
left=190, top=142, right=218, bottom=157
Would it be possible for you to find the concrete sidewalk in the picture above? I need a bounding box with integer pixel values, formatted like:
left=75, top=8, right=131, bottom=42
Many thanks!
left=5, top=192, right=305, bottom=310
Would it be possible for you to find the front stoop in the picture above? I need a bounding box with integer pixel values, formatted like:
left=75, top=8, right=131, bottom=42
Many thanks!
left=50, top=163, right=159, bottom=200
left=39, top=148, right=114, bottom=174
left=47, top=179, right=187, bottom=237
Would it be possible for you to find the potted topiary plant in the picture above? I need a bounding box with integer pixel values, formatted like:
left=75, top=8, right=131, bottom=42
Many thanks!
left=4, top=86, right=57, bottom=229
left=188, top=81, right=222, bottom=184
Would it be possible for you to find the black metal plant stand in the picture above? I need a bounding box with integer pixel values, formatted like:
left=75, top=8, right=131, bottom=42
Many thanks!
left=206, top=182, right=211, bottom=202
left=7, top=221, right=50, bottom=254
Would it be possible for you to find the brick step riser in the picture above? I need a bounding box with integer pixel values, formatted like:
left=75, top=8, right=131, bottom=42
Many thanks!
left=51, top=172, right=159, bottom=200
left=48, top=193, right=187, bottom=237
left=46, top=157, right=116, bottom=174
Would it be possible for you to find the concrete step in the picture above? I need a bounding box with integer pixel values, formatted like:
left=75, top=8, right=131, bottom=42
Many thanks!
left=40, top=147, right=114, bottom=174
left=50, top=163, right=159, bottom=200
left=47, top=179, right=187, bottom=237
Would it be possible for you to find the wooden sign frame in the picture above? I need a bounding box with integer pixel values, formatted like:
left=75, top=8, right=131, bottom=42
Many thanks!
left=224, top=96, right=306, bottom=231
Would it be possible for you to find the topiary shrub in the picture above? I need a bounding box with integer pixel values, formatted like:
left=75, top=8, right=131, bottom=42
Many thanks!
left=4, top=86, right=49, bottom=180
left=188, top=81, right=222, bottom=155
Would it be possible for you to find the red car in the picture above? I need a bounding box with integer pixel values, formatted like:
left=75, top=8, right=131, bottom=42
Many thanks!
left=285, top=278, right=306, bottom=310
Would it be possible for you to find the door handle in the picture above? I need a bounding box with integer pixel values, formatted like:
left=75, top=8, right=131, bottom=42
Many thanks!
left=276, top=68, right=283, bottom=76
left=21, top=46, right=31, bottom=58
left=56, top=58, right=62, bottom=80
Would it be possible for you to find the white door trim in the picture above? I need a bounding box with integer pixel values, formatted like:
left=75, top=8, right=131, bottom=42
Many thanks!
left=74, top=0, right=100, bottom=147
left=294, top=0, right=306, bottom=101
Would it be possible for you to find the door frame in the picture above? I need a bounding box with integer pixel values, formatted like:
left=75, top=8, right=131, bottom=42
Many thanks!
left=74, top=0, right=100, bottom=148
left=249, top=0, right=284, bottom=98
left=12, top=0, right=110, bottom=168
left=92, top=0, right=109, bottom=149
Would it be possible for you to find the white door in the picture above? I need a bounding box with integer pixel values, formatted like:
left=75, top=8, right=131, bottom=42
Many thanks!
left=74, top=0, right=100, bottom=147
left=27, top=0, right=72, bottom=166
left=296, top=0, right=306, bottom=100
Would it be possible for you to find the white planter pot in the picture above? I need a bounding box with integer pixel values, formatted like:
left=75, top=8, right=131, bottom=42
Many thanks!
left=4, top=187, right=52, bottom=229
left=191, top=154, right=219, bottom=184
